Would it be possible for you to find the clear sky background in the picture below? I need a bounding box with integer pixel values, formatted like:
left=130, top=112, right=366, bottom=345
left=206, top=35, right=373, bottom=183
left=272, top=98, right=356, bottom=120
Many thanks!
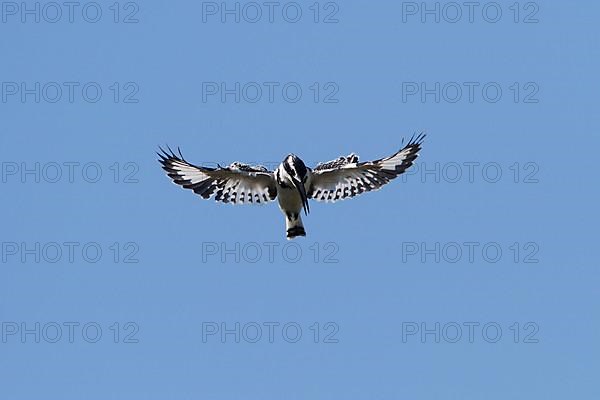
left=1, top=1, right=598, bottom=398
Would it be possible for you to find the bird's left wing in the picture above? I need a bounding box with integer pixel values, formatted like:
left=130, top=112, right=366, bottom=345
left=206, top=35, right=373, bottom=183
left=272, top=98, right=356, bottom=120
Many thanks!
left=308, top=133, right=424, bottom=202
left=158, top=147, right=277, bottom=204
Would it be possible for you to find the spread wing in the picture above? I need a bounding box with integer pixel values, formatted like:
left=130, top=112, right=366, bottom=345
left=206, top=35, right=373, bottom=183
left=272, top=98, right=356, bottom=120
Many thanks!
left=158, top=147, right=277, bottom=204
left=308, top=133, right=424, bottom=202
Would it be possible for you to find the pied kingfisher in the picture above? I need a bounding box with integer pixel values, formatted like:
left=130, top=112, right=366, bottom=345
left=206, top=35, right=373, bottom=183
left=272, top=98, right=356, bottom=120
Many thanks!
left=158, top=133, right=425, bottom=239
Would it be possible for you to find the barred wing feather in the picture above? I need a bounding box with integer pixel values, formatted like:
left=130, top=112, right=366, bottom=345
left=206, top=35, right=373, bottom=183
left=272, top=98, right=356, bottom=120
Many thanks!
left=308, top=133, right=424, bottom=202
left=158, top=147, right=277, bottom=205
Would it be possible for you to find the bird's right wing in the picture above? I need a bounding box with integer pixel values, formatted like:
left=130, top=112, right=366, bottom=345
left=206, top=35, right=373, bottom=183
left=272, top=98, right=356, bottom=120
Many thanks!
left=308, top=133, right=424, bottom=202
left=158, top=147, right=277, bottom=204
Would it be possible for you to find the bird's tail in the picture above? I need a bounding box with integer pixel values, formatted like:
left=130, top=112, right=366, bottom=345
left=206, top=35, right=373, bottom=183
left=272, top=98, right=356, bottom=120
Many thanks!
left=286, top=214, right=306, bottom=240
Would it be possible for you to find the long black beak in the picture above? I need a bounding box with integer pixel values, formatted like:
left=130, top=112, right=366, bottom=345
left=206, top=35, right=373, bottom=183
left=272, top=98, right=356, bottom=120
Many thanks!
left=294, top=180, right=310, bottom=216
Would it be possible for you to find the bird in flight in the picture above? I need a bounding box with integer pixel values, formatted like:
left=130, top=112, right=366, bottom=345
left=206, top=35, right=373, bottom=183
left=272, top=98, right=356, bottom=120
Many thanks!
left=158, top=133, right=425, bottom=239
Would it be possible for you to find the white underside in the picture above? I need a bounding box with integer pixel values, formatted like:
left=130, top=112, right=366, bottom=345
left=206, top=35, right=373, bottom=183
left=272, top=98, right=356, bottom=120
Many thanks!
left=276, top=183, right=309, bottom=236
left=277, top=186, right=304, bottom=214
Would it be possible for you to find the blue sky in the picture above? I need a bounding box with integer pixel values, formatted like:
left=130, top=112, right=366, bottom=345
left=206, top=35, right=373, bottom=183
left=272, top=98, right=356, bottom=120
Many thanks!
left=1, top=1, right=598, bottom=398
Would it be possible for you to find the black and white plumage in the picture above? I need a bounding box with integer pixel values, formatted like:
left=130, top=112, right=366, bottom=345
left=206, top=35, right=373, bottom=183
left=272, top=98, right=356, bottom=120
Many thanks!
left=158, top=133, right=425, bottom=239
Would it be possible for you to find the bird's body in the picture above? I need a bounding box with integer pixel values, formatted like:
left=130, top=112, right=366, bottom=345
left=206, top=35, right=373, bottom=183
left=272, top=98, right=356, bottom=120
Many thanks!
left=274, top=155, right=313, bottom=238
left=158, top=134, right=424, bottom=239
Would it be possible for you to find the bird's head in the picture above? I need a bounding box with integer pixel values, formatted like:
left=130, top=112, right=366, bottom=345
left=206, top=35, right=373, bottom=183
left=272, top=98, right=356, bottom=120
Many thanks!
left=280, top=154, right=310, bottom=215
